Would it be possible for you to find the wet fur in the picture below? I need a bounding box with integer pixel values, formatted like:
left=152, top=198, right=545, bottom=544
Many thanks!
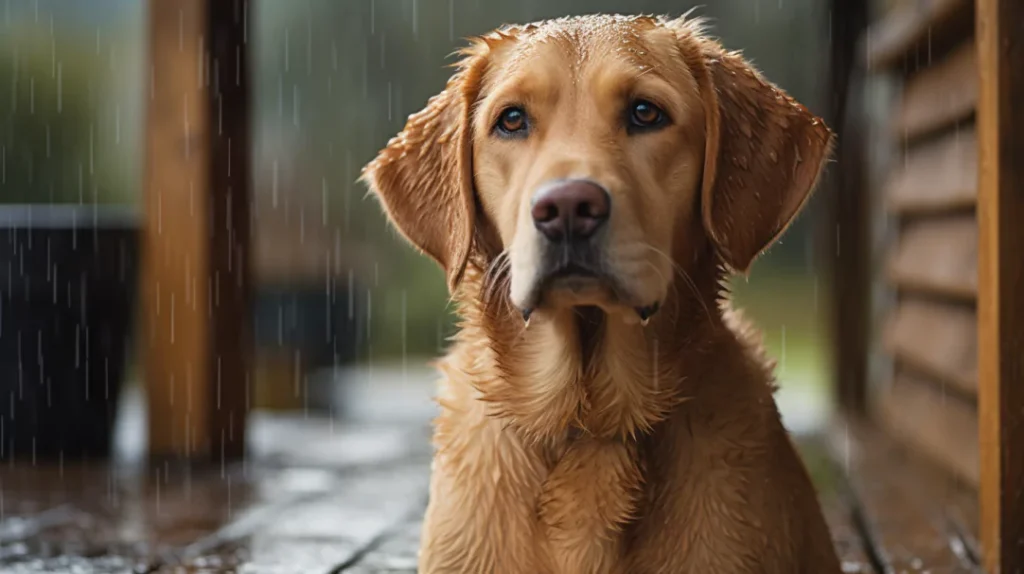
left=364, top=14, right=840, bottom=574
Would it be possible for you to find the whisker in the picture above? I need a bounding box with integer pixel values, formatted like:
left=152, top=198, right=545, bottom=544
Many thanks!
left=482, top=252, right=511, bottom=303
left=480, top=252, right=522, bottom=326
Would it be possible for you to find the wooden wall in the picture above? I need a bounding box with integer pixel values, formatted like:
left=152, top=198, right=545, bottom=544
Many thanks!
left=858, top=0, right=1024, bottom=571
left=863, top=0, right=979, bottom=487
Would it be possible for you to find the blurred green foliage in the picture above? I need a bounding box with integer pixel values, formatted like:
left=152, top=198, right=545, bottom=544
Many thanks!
left=1, top=0, right=831, bottom=366
left=0, top=24, right=138, bottom=204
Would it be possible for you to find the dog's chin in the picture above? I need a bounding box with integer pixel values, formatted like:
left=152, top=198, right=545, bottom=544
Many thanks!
left=543, top=277, right=617, bottom=309
left=515, top=269, right=662, bottom=325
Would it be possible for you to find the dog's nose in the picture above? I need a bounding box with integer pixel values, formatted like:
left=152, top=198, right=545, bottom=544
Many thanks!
left=530, top=180, right=611, bottom=242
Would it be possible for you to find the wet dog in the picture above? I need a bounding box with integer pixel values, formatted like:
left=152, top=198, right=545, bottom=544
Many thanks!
left=364, top=14, right=839, bottom=574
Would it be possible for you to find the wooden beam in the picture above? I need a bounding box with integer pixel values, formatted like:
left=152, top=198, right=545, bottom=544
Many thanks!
left=976, top=0, right=1024, bottom=571
left=826, top=0, right=871, bottom=415
left=142, top=0, right=252, bottom=461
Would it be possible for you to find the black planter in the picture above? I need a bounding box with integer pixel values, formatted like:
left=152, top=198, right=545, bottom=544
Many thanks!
left=253, top=281, right=366, bottom=369
left=0, top=205, right=138, bottom=462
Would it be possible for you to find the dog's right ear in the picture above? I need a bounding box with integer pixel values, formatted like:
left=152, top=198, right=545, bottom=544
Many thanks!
left=361, top=47, right=488, bottom=292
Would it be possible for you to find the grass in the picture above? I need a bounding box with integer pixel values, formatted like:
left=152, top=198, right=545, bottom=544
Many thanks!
left=729, top=269, right=831, bottom=394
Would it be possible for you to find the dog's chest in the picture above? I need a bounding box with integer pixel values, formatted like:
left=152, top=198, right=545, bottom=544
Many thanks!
left=534, top=436, right=644, bottom=574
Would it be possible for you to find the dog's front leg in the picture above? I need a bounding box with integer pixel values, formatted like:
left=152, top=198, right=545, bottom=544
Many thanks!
left=418, top=404, right=551, bottom=574
left=623, top=420, right=842, bottom=574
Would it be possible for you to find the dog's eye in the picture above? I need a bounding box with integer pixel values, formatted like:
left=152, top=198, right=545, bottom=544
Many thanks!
left=628, top=100, right=667, bottom=133
left=495, top=107, right=528, bottom=137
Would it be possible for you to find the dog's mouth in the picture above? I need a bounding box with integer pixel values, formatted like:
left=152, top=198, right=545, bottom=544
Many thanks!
left=520, top=262, right=659, bottom=324
left=544, top=262, right=604, bottom=289
left=531, top=262, right=615, bottom=306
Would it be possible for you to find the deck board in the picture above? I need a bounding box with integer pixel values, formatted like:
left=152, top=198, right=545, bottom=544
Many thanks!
left=0, top=384, right=980, bottom=572
left=828, top=419, right=981, bottom=572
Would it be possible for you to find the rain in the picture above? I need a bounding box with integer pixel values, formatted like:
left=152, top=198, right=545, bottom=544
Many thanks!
left=0, top=0, right=1005, bottom=572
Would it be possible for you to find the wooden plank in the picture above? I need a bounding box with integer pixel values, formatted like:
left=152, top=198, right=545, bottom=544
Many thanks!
left=0, top=460, right=429, bottom=573
left=796, top=437, right=878, bottom=573
left=0, top=402, right=434, bottom=572
left=172, top=462, right=428, bottom=572
left=883, top=297, right=977, bottom=396
left=142, top=0, right=253, bottom=460
left=341, top=518, right=421, bottom=573
left=887, top=215, right=978, bottom=300
left=877, top=370, right=979, bottom=486
left=0, top=465, right=263, bottom=572
left=976, top=0, right=1024, bottom=571
left=886, top=126, right=977, bottom=214
left=895, top=41, right=978, bottom=142
left=865, top=0, right=974, bottom=71
left=818, top=498, right=876, bottom=574
left=828, top=419, right=981, bottom=571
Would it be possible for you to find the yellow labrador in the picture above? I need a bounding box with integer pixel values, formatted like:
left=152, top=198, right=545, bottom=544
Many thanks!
left=364, top=14, right=839, bottom=574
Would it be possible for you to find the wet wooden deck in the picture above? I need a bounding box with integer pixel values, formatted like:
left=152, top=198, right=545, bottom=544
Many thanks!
left=0, top=376, right=982, bottom=573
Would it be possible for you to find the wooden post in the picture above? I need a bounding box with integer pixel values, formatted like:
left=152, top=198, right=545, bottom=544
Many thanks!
left=826, top=0, right=871, bottom=415
left=977, top=0, right=1024, bottom=571
left=143, top=0, right=252, bottom=461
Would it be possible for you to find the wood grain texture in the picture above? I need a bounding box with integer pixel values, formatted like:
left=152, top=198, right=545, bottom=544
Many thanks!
left=895, top=40, right=978, bottom=142
left=886, top=125, right=977, bottom=214
left=976, top=0, right=1024, bottom=571
left=828, top=418, right=981, bottom=572
left=887, top=215, right=978, bottom=300
left=884, top=297, right=977, bottom=396
left=142, top=0, right=212, bottom=459
left=865, top=0, right=973, bottom=71
left=0, top=402, right=432, bottom=573
left=877, top=370, right=979, bottom=486
left=142, top=0, right=252, bottom=460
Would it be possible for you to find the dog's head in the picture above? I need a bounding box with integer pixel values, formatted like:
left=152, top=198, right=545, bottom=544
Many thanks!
left=363, top=15, right=832, bottom=323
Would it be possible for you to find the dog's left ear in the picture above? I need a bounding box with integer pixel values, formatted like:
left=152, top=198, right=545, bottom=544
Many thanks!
left=688, top=33, right=834, bottom=274
left=361, top=50, right=487, bottom=292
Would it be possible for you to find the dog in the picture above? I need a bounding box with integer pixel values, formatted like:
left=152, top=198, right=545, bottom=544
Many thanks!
left=363, top=14, right=840, bottom=574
